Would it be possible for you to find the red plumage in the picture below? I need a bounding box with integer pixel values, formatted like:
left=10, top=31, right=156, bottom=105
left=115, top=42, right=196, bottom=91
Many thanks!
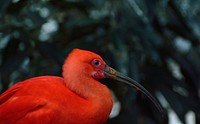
left=0, top=48, right=162, bottom=124
left=0, top=49, right=113, bottom=124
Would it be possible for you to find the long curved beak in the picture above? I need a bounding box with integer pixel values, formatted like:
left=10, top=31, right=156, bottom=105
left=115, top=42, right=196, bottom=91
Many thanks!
left=104, top=65, right=163, bottom=114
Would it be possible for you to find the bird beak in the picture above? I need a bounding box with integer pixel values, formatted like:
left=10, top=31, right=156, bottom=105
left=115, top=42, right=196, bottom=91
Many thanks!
left=104, top=65, right=163, bottom=114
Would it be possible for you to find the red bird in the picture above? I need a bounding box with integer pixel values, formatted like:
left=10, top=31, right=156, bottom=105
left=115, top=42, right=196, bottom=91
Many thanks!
left=0, top=49, right=162, bottom=124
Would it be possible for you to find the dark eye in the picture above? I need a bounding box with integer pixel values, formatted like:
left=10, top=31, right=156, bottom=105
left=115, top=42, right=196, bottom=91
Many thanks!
left=92, top=59, right=101, bottom=67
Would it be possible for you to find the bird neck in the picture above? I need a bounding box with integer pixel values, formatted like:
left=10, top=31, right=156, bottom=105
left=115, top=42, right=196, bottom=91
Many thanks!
left=64, top=76, right=113, bottom=120
left=64, top=76, right=110, bottom=100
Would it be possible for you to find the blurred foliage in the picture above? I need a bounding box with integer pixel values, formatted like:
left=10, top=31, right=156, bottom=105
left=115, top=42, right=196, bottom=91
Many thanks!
left=1, top=0, right=200, bottom=123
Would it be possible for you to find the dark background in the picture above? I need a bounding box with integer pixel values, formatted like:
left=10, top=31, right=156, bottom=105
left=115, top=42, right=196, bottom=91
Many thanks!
left=1, top=0, right=200, bottom=124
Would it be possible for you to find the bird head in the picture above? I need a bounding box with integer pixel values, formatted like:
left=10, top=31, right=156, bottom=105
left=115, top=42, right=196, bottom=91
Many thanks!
left=63, top=48, right=163, bottom=114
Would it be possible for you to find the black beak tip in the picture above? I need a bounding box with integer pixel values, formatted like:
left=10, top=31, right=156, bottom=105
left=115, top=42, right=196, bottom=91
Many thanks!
left=104, top=65, right=165, bottom=117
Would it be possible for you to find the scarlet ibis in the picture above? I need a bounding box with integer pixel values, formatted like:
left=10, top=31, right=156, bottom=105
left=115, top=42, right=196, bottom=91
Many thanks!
left=0, top=48, right=162, bottom=124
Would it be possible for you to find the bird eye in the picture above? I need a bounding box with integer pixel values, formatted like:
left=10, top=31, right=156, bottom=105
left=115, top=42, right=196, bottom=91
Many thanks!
left=92, top=59, right=101, bottom=67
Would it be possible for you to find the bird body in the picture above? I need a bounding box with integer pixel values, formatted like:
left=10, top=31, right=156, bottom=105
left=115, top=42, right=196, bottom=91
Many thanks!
left=0, top=76, right=112, bottom=124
